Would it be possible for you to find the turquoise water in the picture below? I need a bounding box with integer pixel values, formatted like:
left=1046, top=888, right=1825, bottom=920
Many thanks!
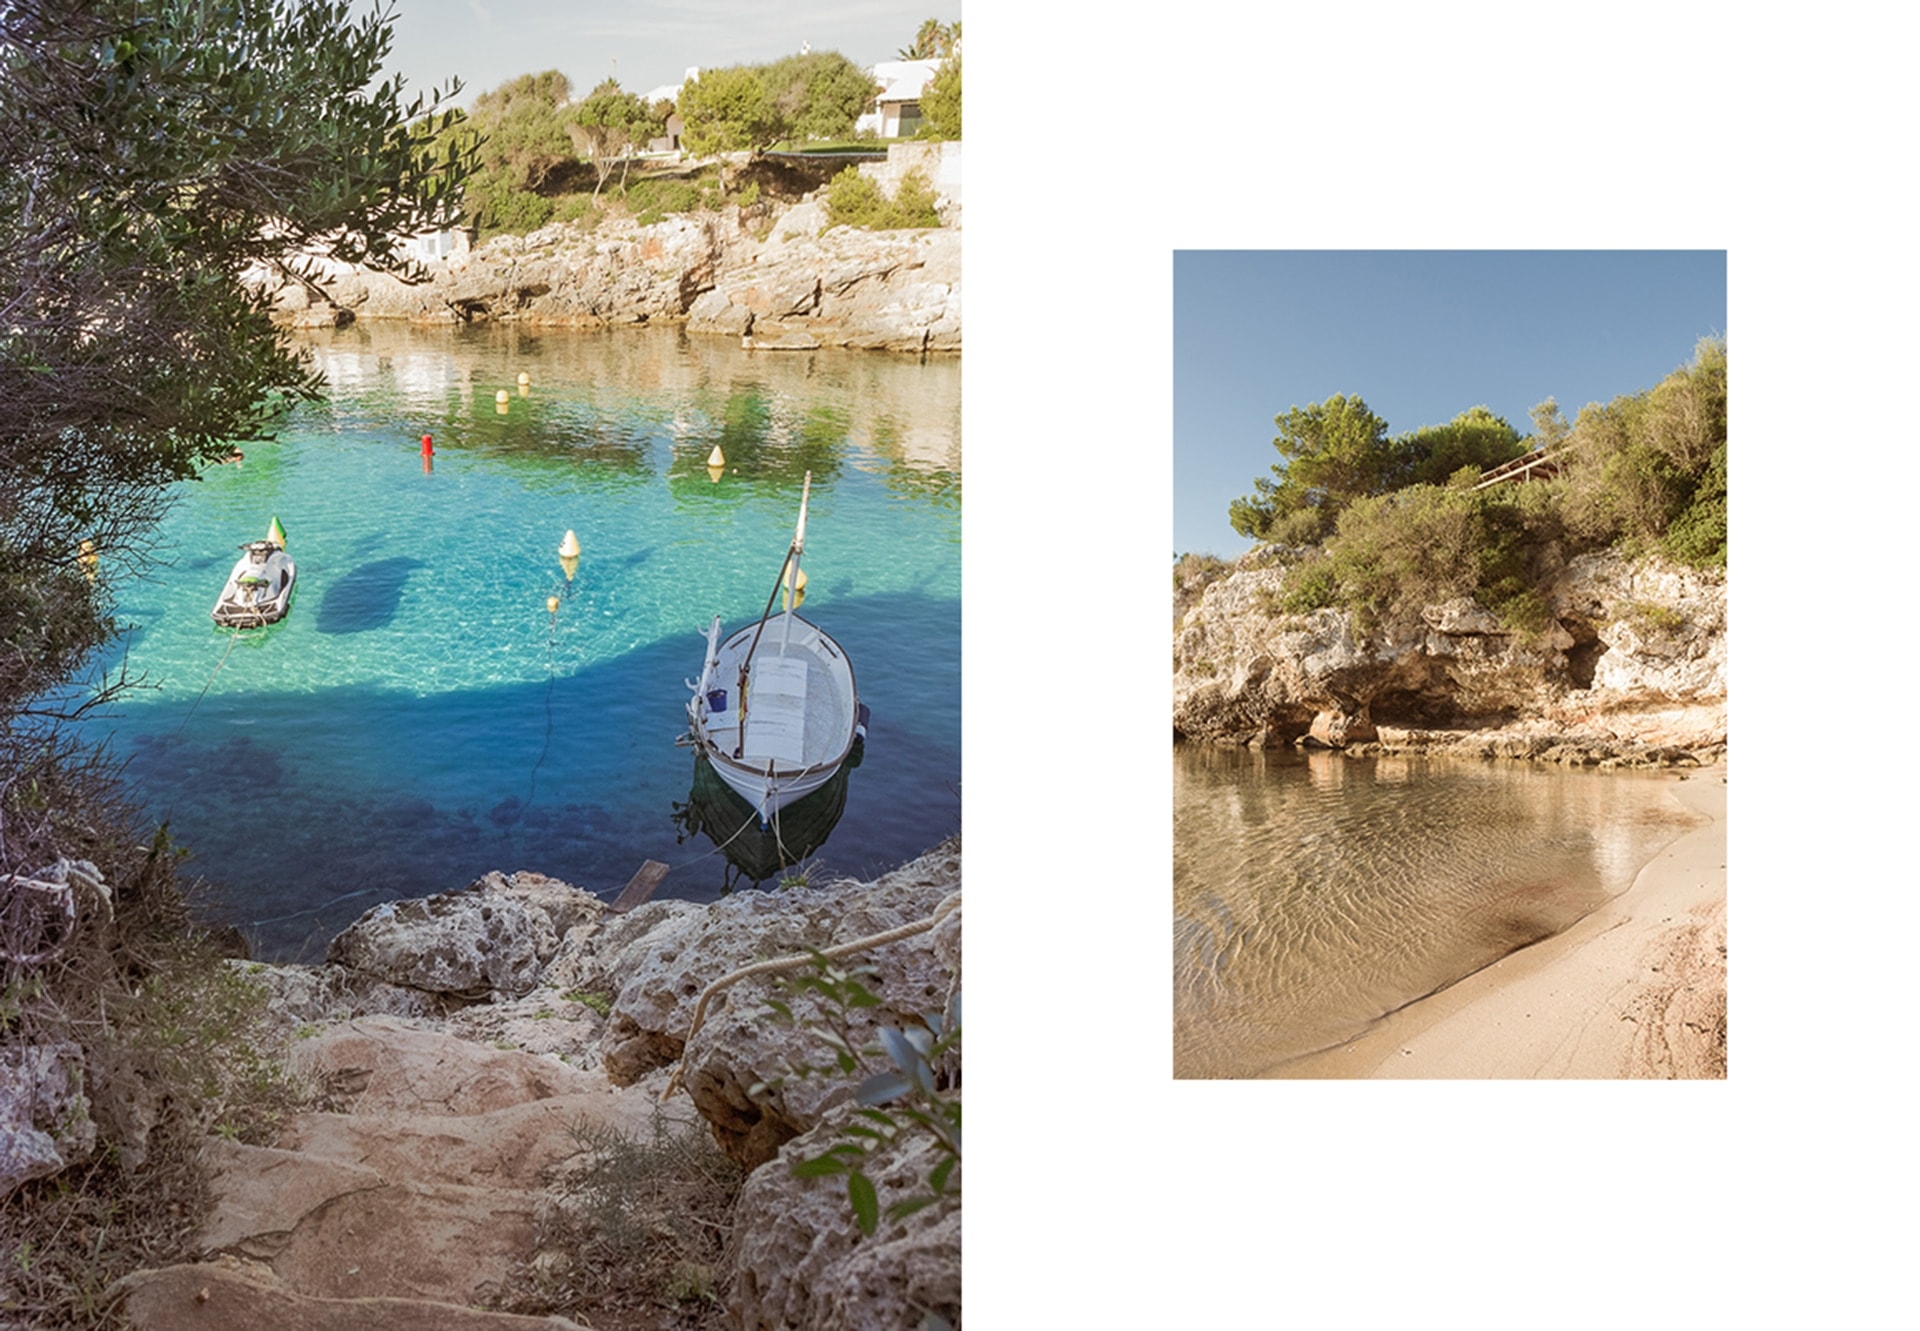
left=72, top=324, right=961, bottom=960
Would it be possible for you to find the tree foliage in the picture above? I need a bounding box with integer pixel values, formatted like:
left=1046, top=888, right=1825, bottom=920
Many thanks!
left=1395, top=405, right=1526, bottom=487
left=566, top=79, right=668, bottom=199
left=680, top=51, right=878, bottom=156
left=759, top=51, right=877, bottom=143
left=1251, top=339, right=1728, bottom=637
left=1229, top=394, right=1394, bottom=542
left=918, top=53, right=961, bottom=140
left=678, top=64, right=777, bottom=155
left=1555, top=336, right=1727, bottom=563
left=897, top=18, right=961, bottom=60
left=0, top=0, right=472, bottom=721
left=468, top=69, right=574, bottom=190
left=1230, top=397, right=1525, bottom=543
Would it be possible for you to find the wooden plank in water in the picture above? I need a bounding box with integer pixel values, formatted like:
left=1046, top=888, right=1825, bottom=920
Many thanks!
left=611, top=860, right=670, bottom=912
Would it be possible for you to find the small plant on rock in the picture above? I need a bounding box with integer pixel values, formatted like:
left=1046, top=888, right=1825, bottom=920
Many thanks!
left=751, top=956, right=961, bottom=1237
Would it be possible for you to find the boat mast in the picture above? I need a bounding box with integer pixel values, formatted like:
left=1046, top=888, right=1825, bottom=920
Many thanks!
left=733, top=473, right=813, bottom=760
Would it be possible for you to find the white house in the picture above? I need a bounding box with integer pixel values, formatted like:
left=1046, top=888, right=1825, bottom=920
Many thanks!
left=855, top=58, right=943, bottom=139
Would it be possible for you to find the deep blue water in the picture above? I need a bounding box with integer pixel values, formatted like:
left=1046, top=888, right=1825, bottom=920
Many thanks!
left=71, top=324, right=961, bottom=960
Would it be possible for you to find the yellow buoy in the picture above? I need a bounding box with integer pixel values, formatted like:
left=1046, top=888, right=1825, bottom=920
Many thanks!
left=518, top=372, right=531, bottom=386
left=707, top=445, right=725, bottom=468
left=496, top=388, right=510, bottom=415
left=546, top=595, right=560, bottom=616
left=782, top=566, right=808, bottom=611
left=558, top=529, right=581, bottom=582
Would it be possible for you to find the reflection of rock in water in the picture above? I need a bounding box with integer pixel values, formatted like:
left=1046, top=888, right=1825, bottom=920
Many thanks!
left=672, top=747, right=859, bottom=890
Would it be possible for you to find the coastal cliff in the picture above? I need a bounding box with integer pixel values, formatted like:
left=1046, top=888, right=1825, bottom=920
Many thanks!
left=254, top=148, right=961, bottom=355
left=9, top=846, right=961, bottom=1330
left=1174, top=548, right=1726, bottom=765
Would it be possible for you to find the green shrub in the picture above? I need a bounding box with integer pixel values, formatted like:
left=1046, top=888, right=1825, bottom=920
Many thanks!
left=1556, top=337, right=1726, bottom=555
left=1662, top=439, right=1727, bottom=568
left=824, top=166, right=942, bottom=230
left=1279, top=555, right=1339, bottom=612
left=889, top=168, right=942, bottom=227
left=823, top=168, right=886, bottom=227
left=1172, top=552, right=1230, bottom=595
left=464, top=169, right=555, bottom=236
left=623, top=177, right=704, bottom=224
left=1268, top=506, right=1335, bottom=548
left=1623, top=600, right=1686, bottom=634
left=1228, top=338, right=1727, bottom=636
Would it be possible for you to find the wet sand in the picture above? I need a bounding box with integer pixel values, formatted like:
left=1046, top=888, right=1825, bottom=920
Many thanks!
left=1275, top=764, right=1727, bottom=1079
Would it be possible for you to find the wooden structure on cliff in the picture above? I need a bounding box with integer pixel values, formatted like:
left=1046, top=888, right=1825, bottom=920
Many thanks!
left=1473, top=445, right=1569, bottom=491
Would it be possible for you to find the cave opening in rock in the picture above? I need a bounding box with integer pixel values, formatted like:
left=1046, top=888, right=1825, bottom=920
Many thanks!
left=1564, top=623, right=1605, bottom=690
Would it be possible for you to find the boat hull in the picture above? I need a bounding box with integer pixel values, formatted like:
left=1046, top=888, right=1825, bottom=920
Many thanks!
left=687, top=611, right=859, bottom=822
left=674, top=748, right=858, bottom=884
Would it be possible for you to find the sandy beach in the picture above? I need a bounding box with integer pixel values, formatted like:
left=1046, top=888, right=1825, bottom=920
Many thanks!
left=1276, top=764, right=1728, bottom=1079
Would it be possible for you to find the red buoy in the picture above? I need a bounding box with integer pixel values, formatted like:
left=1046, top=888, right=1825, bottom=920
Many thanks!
left=421, top=433, right=434, bottom=456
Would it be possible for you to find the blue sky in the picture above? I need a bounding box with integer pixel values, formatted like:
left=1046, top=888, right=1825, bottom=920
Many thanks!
left=1173, top=251, right=1728, bottom=558
left=354, top=0, right=953, bottom=106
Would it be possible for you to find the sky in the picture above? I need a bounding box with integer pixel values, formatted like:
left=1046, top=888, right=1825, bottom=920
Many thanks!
left=353, top=0, right=952, bottom=106
left=1172, top=250, right=1727, bottom=558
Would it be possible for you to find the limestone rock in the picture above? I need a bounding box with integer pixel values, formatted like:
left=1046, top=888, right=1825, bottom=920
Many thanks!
left=289, top=1016, right=604, bottom=1115
left=725, top=1097, right=961, bottom=1331
left=1173, top=548, right=1725, bottom=762
left=325, top=873, right=601, bottom=1000
left=113, top=1257, right=593, bottom=1330
left=233, top=959, right=450, bottom=1033
left=248, top=150, right=960, bottom=350
left=175, top=1020, right=664, bottom=1317
left=601, top=843, right=960, bottom=1168
left=0, top=1041, right=95, bottom=1196
left=685, top=286, right=753, bottom=336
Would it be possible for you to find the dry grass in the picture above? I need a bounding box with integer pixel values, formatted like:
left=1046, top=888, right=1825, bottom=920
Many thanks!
left=486, top=1112, right=744, bottom=1331
left=3, top=736, right=312, bottom=1328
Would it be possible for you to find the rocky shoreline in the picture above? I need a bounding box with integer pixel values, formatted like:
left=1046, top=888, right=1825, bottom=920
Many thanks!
left=58, top=843, right=961, bottom=1330
left=254, top=146, right=961, bottom=356
left=1173, top=547, right=1727, bottom=768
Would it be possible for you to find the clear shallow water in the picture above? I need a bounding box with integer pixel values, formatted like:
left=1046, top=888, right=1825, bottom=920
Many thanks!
left=1172, top=744, right=1703, bottom=1078
left=70, top=324, right=960, bottom=960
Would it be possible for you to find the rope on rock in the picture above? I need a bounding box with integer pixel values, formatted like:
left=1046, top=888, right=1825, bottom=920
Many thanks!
left=660, top=889, right=961, bottom=1101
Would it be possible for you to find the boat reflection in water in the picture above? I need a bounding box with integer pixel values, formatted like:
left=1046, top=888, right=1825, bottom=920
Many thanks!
left=671, top=741, right=862, bottom=891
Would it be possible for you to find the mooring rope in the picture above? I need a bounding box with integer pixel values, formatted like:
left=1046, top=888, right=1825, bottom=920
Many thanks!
left=174, top=627, right=244, bottom=736
left=660, top=889, right=961, bottom=1101
left=522, top=611, right=559, bottom=821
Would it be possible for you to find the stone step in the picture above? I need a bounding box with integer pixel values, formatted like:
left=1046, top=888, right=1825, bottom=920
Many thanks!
left=120, top=1017, right=694, bottom=1325
left=113, top=1258, right=590, bottom=1331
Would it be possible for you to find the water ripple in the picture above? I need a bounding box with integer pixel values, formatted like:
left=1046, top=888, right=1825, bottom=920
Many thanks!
left=1173, top=746, right=1702, bottom=1077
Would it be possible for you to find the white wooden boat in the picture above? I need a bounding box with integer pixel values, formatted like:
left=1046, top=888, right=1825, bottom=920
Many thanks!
left=685, top=474, right=863, bottom=823
left=211, top=517, right=295, bottom=627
